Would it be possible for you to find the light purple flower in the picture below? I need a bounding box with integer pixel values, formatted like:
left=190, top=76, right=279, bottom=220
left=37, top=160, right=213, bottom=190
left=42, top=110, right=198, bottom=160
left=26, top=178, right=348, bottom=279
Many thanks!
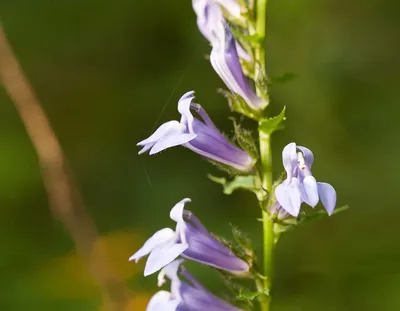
left=137, top=91, right=255, bottom=172
left=275, top=142, right=337, bottom=217
left=146, top=259, right=243, bottom=311
left=192, top=1, right=263, bottom=110
left=130, top=198, right=249, bottom=276
left=192, top=0, right=246, bottom=44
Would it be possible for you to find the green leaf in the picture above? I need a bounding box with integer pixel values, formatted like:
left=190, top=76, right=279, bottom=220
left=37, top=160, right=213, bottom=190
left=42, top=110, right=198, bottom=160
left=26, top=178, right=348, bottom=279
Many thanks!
left=276, top=205, right=350, bottom=234
left=258, top=107, right=286, bottom=135
left=237, top=288, right=269, bottom=301
left=208, top=174, right=261, bottom=195
left=218, top=89, right=263, bottom=121
left=299, top=205, right=350, bottom=224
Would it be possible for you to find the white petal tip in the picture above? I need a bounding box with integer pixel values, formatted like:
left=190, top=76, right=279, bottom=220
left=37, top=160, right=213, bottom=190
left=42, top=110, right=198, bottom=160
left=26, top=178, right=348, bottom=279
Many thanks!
left=149, top=148, right=160, bottom=155
left=128, top=255, right=138, bottom=262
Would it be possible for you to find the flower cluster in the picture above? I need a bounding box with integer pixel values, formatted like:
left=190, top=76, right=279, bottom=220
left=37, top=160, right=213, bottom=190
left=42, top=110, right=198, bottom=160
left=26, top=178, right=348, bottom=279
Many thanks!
left=132, top=0, right=342, bottom=310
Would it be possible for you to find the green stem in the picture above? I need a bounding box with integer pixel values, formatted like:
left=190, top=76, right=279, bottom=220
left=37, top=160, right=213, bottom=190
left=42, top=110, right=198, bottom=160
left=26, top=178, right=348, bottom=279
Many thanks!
left=253, top=1, right=274, bottom=310
left=258, top=132, right=275, bottom=311
left=256, top=0, right=268, bottom=38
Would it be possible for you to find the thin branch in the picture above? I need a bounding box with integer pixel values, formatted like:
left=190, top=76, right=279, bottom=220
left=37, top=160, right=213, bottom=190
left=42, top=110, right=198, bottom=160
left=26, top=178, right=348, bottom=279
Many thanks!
left=0, top=24, right=130, bottom=311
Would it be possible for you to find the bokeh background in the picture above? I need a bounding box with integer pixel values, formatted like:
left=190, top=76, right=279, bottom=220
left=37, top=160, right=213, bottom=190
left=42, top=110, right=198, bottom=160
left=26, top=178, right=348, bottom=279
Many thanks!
left=0, top=0, right=399, bottom=310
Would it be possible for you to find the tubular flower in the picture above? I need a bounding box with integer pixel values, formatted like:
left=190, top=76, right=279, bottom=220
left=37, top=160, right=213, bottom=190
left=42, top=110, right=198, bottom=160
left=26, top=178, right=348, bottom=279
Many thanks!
left=137, top=91, right=255, bottom=172
left=146, top=260, right=244, bottom=311
left=275, top=142, right=337, bottom=217
left=192, top=0, right=250, bottom=61
left=130, top=198, right=249, bottom=276
left=192, top=1, right=263, bottom=111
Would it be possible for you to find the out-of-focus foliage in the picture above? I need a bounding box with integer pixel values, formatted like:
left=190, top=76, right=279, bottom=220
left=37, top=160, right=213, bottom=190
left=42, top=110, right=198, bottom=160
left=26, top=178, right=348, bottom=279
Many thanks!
left=0, top=0, right=399, bottom=310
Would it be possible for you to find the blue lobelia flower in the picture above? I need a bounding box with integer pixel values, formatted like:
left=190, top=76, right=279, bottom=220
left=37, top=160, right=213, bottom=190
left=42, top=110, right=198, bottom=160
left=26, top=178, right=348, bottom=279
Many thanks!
left=145, top=259, right=244, bottom=311
left=137, top=91, right=255, bottom=172
left=193, top=0, right=246, bottom=39
left=192, top=1, right=264, bottom=110
left=130, top=198, right=249, bottom=276
left=275, top=142, right=337, bottom=217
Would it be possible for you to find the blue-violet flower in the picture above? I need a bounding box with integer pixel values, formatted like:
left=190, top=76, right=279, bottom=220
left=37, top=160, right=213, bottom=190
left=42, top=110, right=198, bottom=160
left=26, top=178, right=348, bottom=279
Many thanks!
left=192, top=1, right=264, bottom=110
left=137, top=91, right=255, bottom=172
left=275, top=142, right=337, bottom=217
left=130, top=198, right=249, bottom=276
left=146, top=259, right=243, bottom=311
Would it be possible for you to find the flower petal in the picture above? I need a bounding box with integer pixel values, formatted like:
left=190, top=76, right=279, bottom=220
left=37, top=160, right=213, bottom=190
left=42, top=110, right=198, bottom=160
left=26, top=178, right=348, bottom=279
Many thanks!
left=146, top=291, right=180, bottom=311
left=180, top=281, right=242, bottom=311
left=178, top=91, right=196, bottom=133
left=129, top=228, right=177, bottom=263
left=190, top=103, right=220, bottom=133
left=185, top=119, right=254, bottom=172
left=182, top=223, right=249, bottom=272
left=317, top=182, right=337, bottom=215
left=170, top=198, right=192, bottom=223
left=282, top=142, right=298, bottom=180
left=302, top=175, right=319, bottom=207
left=137, top=121, right=180, bottom=146
left=150, top=133, right=197, bottom=155
left=297, top=145, right=314, bottom=168
left=145, top=241, right=189, bottom=276
left=192, top=0, right=223, bottom=44
left=209, top=23, right=262, bottom=110
left=275, top=178, right=302, bottom=217
left=162, top=259, right=185, bottom=284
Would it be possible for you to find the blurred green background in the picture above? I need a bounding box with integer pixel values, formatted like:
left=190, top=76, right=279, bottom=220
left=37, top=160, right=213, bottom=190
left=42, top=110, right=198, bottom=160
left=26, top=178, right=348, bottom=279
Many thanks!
left=0, top=0, right=399, bottom=310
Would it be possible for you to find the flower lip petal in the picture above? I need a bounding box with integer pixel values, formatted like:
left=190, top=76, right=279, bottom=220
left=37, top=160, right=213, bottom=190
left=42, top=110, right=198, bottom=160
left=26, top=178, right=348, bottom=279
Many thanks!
left=144, top=241, right=189, bottom=276
left=275, top=177, right=302, bottom=217
left=302, top=175, right=319, bottom=207
left=129, top=228, right=177, bottom=263
left=317, top=182, right=337, bottom=215
left=137, top=120, right=182, bottom=147
left=149, top=133, right=197, bottom=155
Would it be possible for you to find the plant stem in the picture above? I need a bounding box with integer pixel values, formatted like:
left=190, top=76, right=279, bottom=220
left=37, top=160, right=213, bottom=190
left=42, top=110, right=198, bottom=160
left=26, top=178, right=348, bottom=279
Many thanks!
left=258, top=131, right=275, bottom=311
left=256, top=0, right=268, bottom=38
left=254, top=0, right=274, bottom=310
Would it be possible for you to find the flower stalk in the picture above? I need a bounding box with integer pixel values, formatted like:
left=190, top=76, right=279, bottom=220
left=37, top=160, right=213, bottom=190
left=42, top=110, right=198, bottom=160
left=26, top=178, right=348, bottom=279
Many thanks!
left=255, top=0, right=275, bottom=310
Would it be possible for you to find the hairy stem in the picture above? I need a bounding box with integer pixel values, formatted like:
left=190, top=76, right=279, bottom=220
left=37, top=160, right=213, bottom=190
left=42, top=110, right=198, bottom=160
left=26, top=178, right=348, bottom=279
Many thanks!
left=254, top=0, right=274, bottom=310
left=258, top=132, right=274, bottom=311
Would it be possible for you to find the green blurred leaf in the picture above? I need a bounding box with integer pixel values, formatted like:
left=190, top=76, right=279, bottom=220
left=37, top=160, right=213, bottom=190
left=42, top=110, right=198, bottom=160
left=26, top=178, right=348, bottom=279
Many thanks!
left=208, top=174, right=261, bottom=195
left=270, top=72, right=298, bottom=85
left=299, top=205, right=350, bottom=224
left=237, top=288, right=269, bottom=301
